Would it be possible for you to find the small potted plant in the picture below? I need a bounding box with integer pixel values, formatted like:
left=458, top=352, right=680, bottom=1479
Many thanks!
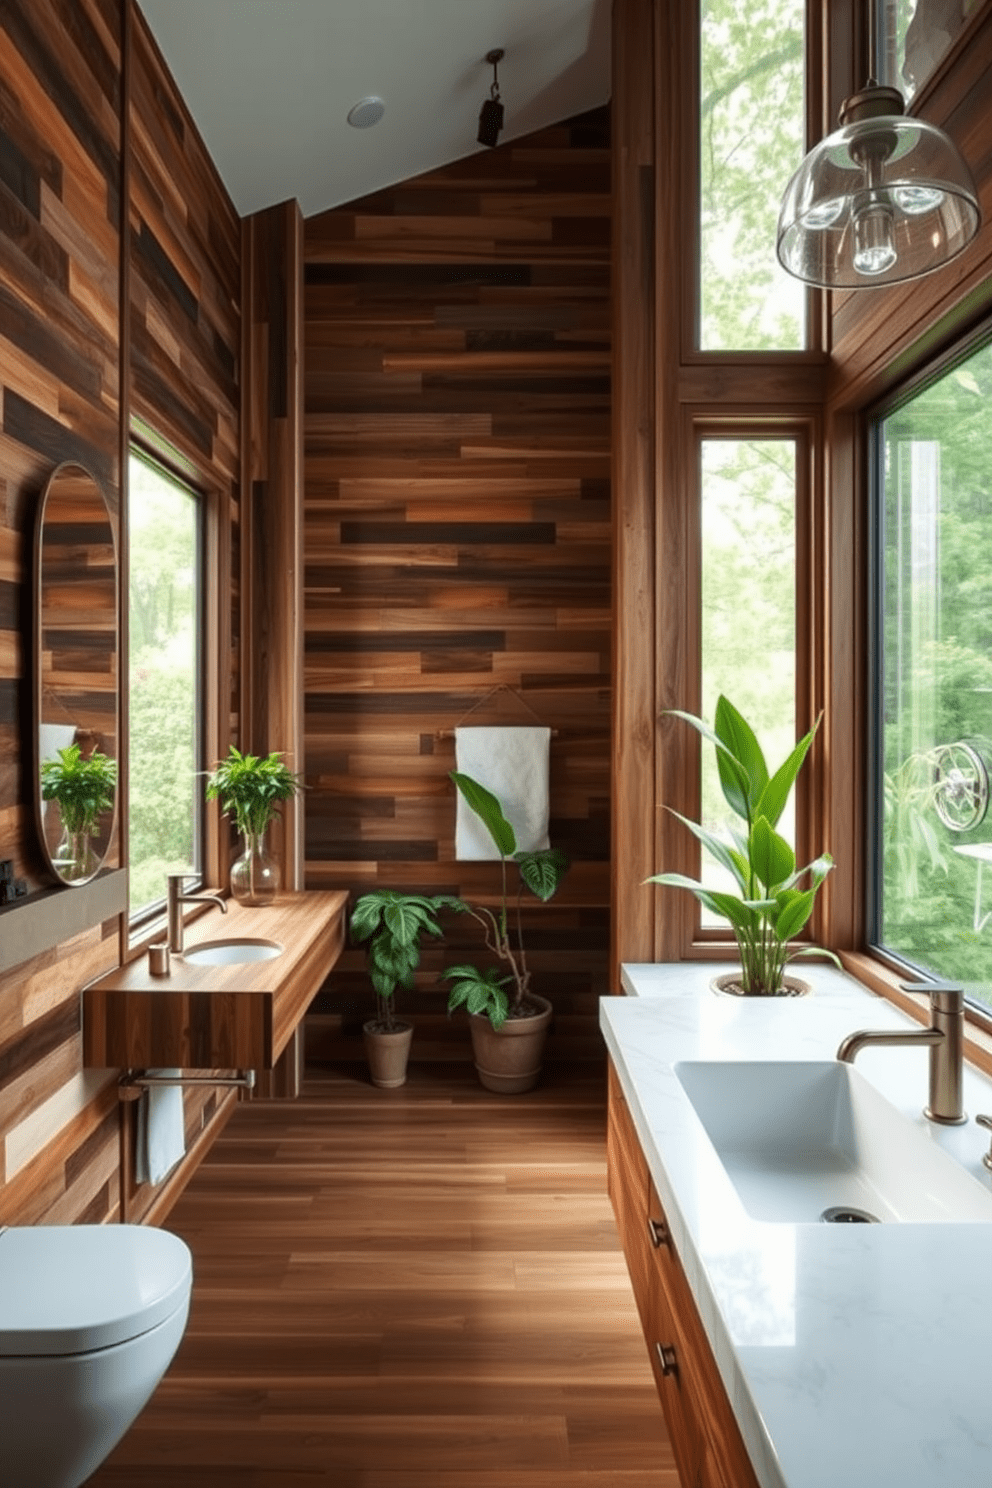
left=646, top=695, right=839, bottom=995
left=442, top=772, right=568, bottom=1092
left=350, top=891, right=461, bottom=1087
left=205, top=746, right=304, bottom=905
left=40, top=743, right=117, bottom=882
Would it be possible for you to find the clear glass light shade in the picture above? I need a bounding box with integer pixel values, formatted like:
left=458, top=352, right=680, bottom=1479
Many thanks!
left=777, top=113, right=980, bottom=288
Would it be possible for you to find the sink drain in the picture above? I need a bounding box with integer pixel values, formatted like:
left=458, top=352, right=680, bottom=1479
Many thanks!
left=820, top=1205, right=879, bottom=1224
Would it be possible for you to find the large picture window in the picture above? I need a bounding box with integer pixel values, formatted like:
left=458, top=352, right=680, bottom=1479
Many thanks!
left=872, top=335, right=992, bottom=1010
left=128, top=449, right=203, bottom=921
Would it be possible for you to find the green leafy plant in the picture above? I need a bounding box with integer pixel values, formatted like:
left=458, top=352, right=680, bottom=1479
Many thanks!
left=40, top=744, right=116, bottom=836
left=351, top=891, right=463, bottom=1032
left=442, top=772, right=568, bottom=1030
left=645, top=696, right=839, bottom=994
left=205, top=747, right=304, bottom=837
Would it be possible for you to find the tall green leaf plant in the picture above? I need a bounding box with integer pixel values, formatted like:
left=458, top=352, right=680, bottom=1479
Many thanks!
left=351, top=891, right=463, bottom=1032
left=646, top=696, right=839, bottom=994
left=442, top=773, right=568, bottom=1030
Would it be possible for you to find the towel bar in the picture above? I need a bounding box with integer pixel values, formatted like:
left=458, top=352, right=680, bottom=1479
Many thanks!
left=118, top=1069, right=256, bottom=1101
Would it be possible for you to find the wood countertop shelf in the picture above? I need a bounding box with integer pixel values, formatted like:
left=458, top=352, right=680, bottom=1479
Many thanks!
left=83, top=890, right=348, bottom=1071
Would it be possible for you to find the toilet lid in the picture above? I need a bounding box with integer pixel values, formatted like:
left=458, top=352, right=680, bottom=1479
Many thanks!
left=0, top=1224, right=192, bottom=1356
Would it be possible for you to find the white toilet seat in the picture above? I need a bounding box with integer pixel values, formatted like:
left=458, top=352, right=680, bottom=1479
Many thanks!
left=0, top=1224, right=192, bottom=1356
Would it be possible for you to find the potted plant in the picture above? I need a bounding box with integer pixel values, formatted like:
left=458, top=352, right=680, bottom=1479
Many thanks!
left=350, top=891, right=461, bottom=1087
left=205, top=746, right=304, bottom=905
left=442, top=772, right=568, bottom=1092
left=646, top=695, right=839, bottom=995
left=40, top=743, right=117, bottom=882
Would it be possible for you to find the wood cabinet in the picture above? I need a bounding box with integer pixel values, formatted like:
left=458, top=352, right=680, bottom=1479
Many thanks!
left=607, top=1063, right=761, bottom=1488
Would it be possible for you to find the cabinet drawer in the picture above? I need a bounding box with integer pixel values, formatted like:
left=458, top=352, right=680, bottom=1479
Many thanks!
left=647, top=1180, right=760, bottom=1488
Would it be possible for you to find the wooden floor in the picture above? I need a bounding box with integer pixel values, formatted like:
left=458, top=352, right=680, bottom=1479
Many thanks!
left=88, top=1062, right=675, bottom=1487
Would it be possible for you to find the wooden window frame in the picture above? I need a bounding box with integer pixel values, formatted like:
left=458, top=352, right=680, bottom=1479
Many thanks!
left=659, top=412, right=825, bottom=962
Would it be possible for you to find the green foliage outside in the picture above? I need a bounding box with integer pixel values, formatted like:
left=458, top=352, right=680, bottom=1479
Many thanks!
left=701, top=439, right=796, bottom=917
left=699, top=0, right=805, bottom=349
left=128, top=454, right=198, bottom=917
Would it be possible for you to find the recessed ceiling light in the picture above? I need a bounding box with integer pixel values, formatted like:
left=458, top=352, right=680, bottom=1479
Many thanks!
left=347, top=97, right=386, bottom=129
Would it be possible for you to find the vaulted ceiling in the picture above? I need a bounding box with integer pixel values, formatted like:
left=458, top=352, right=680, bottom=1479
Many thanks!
left=138, top=0, right=612, bottom=218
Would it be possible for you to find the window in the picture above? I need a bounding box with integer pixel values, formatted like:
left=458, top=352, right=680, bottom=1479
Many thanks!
left=128, top=449, right=203, bottom=921
left=698, top=0, right=806, bottom=349
left=699, top=437, right=798, bottom=922
left=872, top=334, right=992, bottom=1010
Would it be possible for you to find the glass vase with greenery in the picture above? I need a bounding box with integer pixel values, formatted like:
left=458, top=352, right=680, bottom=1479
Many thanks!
left=40, top=744, right=116, bottom=881
left=646, top=695, right=839, bottom=995
left=441, top=772, right=568, bottom=1029
left=205, top=747, right=304, bottom=904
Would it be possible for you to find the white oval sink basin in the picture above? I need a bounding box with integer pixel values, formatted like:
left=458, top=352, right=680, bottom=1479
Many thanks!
left=674, top=1059, right=992, bottom=1224
left=183, top=938, right=284, bottom=966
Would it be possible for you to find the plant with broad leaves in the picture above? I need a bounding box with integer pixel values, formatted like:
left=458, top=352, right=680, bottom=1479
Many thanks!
left=351, top=890, right=464, bottom=1032
left=205, top=747, right=304, bottom=838
left=442, top=772, right=568, bottom=1029
left=40, top=744, right=116, bottom=837
left=645, top=696, right=840, bottom=994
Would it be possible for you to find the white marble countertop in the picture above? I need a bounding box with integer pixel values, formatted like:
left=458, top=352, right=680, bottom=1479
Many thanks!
left=601, top=963, right=992, bottom=1488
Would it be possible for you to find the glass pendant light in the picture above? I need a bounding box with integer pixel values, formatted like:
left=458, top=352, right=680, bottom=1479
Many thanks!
left=777, top=12, right=980, bottom=289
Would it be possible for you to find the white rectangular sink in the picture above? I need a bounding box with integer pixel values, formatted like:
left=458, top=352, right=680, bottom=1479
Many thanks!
left=674, top=1060, right=992, bottom=1224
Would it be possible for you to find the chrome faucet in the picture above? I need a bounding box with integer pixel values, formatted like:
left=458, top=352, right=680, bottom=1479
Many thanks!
left=166, top=873, right=227, bottom=954
left=836, top=981, right=967, bottom=1125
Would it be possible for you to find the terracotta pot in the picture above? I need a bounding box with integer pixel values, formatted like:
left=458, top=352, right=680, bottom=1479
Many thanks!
left=468, top=995, right=553, bottom=1094
left=710, top=972, right=811, bottom=998
left=363, top=1020, right=414, bottom=1088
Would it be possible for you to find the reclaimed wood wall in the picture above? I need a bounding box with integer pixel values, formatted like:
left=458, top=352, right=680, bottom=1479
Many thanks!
left=0, top=0, right=241, bottom=1226
left=302, top=108, right=613, bottom=1061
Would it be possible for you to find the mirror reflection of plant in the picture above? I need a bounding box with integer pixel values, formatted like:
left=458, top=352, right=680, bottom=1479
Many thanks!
left=884, top=748, right=950, bottom=908
left=442, top=773, right=568, bottom=1030
left=205, top=747, right=304, bottom=837
left=40, top=744, right=116, bottom=837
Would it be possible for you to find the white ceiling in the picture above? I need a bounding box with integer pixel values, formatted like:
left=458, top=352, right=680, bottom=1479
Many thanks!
left=138, top=0, right=612, bottom=219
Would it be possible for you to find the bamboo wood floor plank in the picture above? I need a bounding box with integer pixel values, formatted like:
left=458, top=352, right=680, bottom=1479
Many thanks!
left=87, top=1064, right=670, bottom=1486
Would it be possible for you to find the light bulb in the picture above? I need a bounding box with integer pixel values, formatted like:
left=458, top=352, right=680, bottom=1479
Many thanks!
left=853, top=200, right=897, bottom=276
left=803, top=197, right=845, bottom=230
left=892, top=184, right=945, bottom=215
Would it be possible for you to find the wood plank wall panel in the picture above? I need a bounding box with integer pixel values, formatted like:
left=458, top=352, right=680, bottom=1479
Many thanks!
left=242, top=201, right=305, bottom=889
left=124, top=6, right=242, bottom=1226
left=303, top=110, right=612, bottom=1061
left=0, top=0, right=123, bottom=1225
left=0, top=0, right=242, bottom=1227
left=128, top=10, right=240, bottom=487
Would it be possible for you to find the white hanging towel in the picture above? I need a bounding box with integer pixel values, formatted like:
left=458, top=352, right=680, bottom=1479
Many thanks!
left=454, top=726, right=551, bottom=860
left=135, top=1071, right=186, bottom=1185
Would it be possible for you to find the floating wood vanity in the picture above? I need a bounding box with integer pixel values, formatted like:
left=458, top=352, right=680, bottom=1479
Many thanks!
left=607, top=1064, right=760, bottom=1488
left=83, top=891, right=348, bottom=1070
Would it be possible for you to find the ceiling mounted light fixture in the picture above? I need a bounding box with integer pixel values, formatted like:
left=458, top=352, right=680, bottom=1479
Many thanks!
left=776, top=8, right=979, bottom=289
left=477, top=48, right=505, bottom=148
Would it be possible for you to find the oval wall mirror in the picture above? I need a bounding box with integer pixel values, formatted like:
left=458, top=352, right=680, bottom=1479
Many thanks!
left=34, top=463, right=119, bottom=886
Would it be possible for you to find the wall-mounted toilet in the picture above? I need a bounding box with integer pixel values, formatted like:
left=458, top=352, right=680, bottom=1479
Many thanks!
left=0, top=1223, right=192, bottom=1488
